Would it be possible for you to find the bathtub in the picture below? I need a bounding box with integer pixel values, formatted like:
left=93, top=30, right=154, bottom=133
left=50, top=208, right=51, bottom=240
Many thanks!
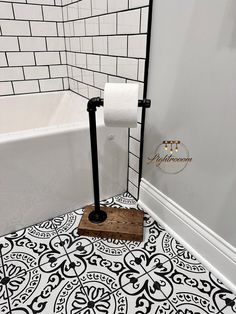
left=0, top=91, right=128, bottom=236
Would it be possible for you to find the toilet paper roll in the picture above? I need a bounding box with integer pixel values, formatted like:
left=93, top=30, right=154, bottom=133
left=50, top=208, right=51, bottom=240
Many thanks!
left=104, top=83, right=139, bottom=128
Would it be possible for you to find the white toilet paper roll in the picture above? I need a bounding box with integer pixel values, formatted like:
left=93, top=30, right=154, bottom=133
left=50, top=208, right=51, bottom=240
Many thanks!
left=104, top=83, right=139, bottom=128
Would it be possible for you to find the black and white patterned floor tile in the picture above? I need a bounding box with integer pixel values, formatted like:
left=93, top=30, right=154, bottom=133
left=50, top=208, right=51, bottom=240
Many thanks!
left=0, top=192, right=235, bottom=314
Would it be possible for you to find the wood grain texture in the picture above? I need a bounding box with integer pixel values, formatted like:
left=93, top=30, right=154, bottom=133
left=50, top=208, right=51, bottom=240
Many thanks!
left=78, top=206, right=144, bottom=242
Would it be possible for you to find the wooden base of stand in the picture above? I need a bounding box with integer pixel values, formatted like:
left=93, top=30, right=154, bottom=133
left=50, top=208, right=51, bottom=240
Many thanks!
left=78, top=206, right=144, bottom=242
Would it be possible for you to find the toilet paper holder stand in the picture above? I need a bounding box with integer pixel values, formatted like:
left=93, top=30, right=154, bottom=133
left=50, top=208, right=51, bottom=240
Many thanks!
left=78, top=97, right=151, bottom=241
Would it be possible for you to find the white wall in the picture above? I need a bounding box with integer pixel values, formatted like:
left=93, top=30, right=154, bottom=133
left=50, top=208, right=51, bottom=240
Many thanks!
left=143, top=0, right=236, bottom=247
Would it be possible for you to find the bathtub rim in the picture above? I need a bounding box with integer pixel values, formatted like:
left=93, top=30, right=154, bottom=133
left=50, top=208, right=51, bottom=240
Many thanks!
left=0, top=121, right=106, bottom=144
left=0, top=90, right=105, bottom=144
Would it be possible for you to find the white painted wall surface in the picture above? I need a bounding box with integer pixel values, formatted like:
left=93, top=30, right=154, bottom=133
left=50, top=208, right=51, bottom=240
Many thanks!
left=142, top=0, right=236, bottom=247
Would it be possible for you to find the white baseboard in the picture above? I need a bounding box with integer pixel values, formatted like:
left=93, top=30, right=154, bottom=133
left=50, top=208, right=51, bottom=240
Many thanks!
left=139, top=178, right=236, bottom=295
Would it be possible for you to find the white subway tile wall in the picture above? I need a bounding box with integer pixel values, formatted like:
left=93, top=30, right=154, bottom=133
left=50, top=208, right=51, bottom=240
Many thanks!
left=0, top=0, right=151, bottom=198
left=0, top=0, right=67, bottom=96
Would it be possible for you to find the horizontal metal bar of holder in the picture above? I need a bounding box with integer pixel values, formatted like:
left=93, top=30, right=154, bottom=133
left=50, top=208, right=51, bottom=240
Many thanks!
left=87, top=97, right=151, bottom=111
left=87, top=96, right=151, bottom=224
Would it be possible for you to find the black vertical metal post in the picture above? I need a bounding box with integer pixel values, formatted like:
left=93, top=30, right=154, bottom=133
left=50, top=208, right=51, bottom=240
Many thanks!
left=87, top=100, right=107, bottom=224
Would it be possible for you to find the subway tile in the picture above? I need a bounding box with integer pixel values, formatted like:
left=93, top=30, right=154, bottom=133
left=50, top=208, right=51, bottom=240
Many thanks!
left=101, top=56, right=116, bottom=75
left=64, top=21, right=73, bottom=37
left=0, top=67, right=24, bottom=82
left=85, top=17, right=99, bottom=36
left=43, top=6, right=63, bottom=21
left=62, top=0, right=71, bottom=5
left=57, top=22, right=64, bottom=37
left=24, top=66, right=50, bottom=79
left=129, top=153, right=140, bottom=172
left=74, top=20, right=86, bottom=36
left=108, top=75, right=126, bottom=83
left=49, top=65, right=67, bottom=78
left=30, top=21, right=57, bottom=36
left=82, top=69, right=94, bottom=85
left=70, top=37, right=80, bottom=52
left=108, top=0, right=128, bottom=13
left=99, top=13, right=116, bottom=35
left=138, top=59, right=145, bottom=81
left=94, top=72, right=108, bottom=89
left=87, top=54, right=100, bottom=71
left=75, top=53, right=87, bottom=68
left=69, top=78, right=77, bottom=92
left=93, top=36, right=108, bottom=54
left=67, top=51, right=75, bottom=66
left=60, top=52, right=67, bottom=64
left=88, top=85, right=101, bottom=98
left=0, top=53, right=7, bottom=66
left=0, top=37, right=19, bottom=52
left=65, top=37, right=71, bottom=51
left=0, top=82, right=13, bottom=96
left=7, top=52, right=35, bottom=66
left=130, top=123, right=141, bottom=141
left=127, top=80, right=144, bottom=101
left=117, top=57, right=138, bottom=80
left=129, top=137, right=140, bottom=157
left=71, top=67, right=82, bottom=81
left=13, top=3, right=43, bottom=20
left=128, top=181, right=138, bottom=199
left=0, top=20, right=30, bottom=36
left=141, top=7, right=149, bottom=33
left=117, top=9, right=140, bottom=34
left=92, top=0, right=107, bottom=16
left=0, top=2, right=14, bottom=19
left=108, top=36, right=127, bottom=57
left=13, top=80, right=39, bottom=94
left=128, top=167, right=139, bottom=187
left=78, top=82, right=89, bottom=98
left=67, top=3, right=79, bottom=20
left=129, top=0, right=149, bottom=8
left=128, top=35, right=147, bottom=58
left=63, top=77, right=69, bottom=90
left=0, top=0, right=26, bottom=2
left=78, top=0, right=92, bottom=19
left=80, top=37, right=93, bottom=53
left=68, top=65, right=73, bottom=77
left=138, top=82, right=144, bottom=100
left=47, top=38, right=65, bottom=51
left=62, top=5, right=68, bottom=20
left=35, top=52, right=61, bottom=65
left=27, top=0, right=55, bottom=5
left=19, top=37, right=46, bottom=51
left=39, top=78, right=63, bottom=91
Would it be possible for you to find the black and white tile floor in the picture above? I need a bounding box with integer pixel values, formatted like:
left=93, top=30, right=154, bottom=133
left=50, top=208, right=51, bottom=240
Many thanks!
left=0, top=192, right=235, bottom=314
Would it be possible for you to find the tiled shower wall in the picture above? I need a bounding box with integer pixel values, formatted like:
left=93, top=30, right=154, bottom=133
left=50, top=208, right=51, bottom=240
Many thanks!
left=63, top=0, right=150, bottom=198
left=0, top=0, right=150, bottom=199
left=0, top=0, right=68, bottom=96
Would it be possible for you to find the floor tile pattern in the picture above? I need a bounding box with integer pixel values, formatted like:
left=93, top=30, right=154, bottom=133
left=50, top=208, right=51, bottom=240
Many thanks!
left=0, top=192, right=235, bottom=313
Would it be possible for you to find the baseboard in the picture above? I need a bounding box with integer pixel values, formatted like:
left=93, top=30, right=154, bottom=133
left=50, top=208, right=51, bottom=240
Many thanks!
left=139, top=178, right=236, bottom=295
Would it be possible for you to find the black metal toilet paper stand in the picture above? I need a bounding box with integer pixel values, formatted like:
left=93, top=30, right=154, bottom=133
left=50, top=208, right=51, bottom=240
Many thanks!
left=78, top=97, right=151, bottom=241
